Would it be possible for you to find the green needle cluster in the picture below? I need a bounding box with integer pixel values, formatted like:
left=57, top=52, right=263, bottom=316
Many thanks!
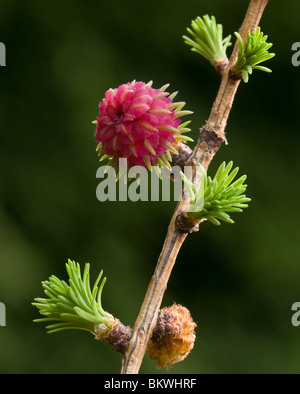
left=232, top=27, right=275, bottom=83
left=33, top=260, right=114, bottom=334
left=183, top=162, right=251, bottom=226
left=183, top=15, right=232, bottom=69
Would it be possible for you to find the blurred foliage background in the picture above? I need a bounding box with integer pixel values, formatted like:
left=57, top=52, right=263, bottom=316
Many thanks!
left=0, top=0, right=300, bottom=374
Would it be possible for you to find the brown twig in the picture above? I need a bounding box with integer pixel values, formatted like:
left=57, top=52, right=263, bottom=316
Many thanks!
left=121, top=0, right=270, bottom=374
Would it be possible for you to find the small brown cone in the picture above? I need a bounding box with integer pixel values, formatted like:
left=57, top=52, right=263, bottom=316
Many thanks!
left=147, top=304, right=197, bottom=369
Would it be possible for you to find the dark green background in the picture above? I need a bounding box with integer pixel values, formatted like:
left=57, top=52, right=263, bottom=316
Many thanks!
left=0, top=0, right=300, bottom=374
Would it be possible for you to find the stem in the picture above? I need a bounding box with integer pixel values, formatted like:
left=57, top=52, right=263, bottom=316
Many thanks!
left=121, top=0, right=269, bottom=374
left=121, top=224, right=187, bottom=374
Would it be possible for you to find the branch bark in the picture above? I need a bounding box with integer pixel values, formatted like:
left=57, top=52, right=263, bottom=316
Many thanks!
left=121, top=0, right=270, bottom=374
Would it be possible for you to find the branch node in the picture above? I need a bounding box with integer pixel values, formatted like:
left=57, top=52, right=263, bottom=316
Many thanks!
left=100, top=319, right=132, bottom=354
left=215, top=60, right=229, bottom=75
left=175, top=211, right=199, bottom=234
left=199, top=126, right=225, bottom=151
left=229, top=68, right=243, bottom=81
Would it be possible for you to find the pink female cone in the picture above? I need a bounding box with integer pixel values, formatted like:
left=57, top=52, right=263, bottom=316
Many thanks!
left=94, top=81, right=193, bottom=173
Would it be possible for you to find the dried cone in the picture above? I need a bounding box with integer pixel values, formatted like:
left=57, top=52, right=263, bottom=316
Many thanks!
left=94, top=81, right=193, bottom=173
left=147, top=304, right=197, bottom=369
